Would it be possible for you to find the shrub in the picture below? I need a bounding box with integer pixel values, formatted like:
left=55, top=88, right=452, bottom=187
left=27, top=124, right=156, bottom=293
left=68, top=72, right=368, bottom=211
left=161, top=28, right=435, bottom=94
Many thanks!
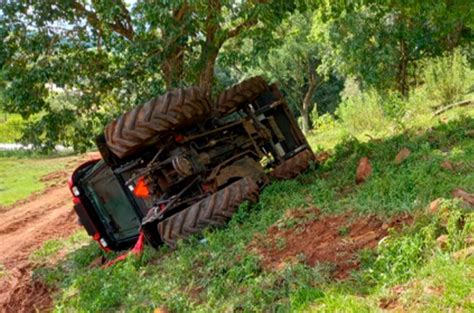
left=0, top=114, right=25, bottom=143
left=336, top=89, right=392, bottom=136
left=381, top=91, right=406, bottom=128
left=420, top=48, right=474, bottom=106
left=313, top=113, right=337, bottom=132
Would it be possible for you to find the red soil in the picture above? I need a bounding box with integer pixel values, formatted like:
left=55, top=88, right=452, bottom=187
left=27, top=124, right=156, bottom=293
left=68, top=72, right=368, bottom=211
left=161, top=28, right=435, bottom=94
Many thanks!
left=251, top=208, right=412, bottom=279
left=0, top=153, right=99, bottom=313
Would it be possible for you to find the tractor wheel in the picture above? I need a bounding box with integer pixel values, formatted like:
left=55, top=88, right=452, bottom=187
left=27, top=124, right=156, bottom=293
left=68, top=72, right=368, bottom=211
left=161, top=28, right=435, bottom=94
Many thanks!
left=215, top=76, right=268, bottom=116
left=156, top=177, right=259, bottom=248
left=270, top=149, right=314, bottom=180
left=104, top=87, right=211, bottom=158
left=95, top=134, right=122, bottom=167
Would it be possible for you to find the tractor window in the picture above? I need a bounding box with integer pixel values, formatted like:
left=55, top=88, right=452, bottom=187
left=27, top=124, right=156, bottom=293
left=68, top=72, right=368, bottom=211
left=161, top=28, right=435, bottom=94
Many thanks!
left=83, top=162, right=140, bottom=242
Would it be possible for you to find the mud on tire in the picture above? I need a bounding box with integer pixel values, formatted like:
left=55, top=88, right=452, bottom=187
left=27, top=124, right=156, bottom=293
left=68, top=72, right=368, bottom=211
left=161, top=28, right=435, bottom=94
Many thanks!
left=105, top=87, right=211, bottom=158
left=215, top=76, right=268, bottom=116
left=270, top=149, right=314, bottom=180
left=156, top=177, right=259, bottom=248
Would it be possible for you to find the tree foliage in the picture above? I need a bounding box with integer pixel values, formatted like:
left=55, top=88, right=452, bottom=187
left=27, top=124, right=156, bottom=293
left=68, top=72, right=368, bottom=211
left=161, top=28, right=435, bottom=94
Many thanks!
left=0, top=0, right=471, bottom=150
left=312, top=0, right=473, bottom=96
left=0, top=0, right=304, bottom=151
left=240, top=11, right=343, bottom=133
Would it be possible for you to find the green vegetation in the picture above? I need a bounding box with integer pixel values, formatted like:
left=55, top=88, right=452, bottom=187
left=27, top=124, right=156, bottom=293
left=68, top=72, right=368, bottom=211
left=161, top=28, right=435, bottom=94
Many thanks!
left=307, top=49, right=474, bottom=152
left=0, top=155, right=72, bottom=206
left=30, top=231, right=90, bottom=264
left=1, top=1, right=472, bottom=149
left=1, top=0, right=472, bottom=311
left=0, top=113, right=25, bottom=143
left=33, top=107, right=473, bottom=312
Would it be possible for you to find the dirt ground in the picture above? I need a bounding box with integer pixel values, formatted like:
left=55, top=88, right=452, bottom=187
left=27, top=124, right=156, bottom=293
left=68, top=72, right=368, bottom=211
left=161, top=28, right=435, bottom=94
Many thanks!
left=251, top=208, right=413, bottom=279
left=0, top=153, right=99, bottom=313
left=0, top=153, right=414, bottom=312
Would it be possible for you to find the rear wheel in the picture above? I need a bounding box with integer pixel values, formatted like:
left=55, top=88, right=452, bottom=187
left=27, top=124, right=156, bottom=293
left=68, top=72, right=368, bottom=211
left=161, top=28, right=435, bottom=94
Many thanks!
left=95, top=134, right=122, bottom=167
left=215, top=76, right=268, bottom=116
left=154, top=177, right=259, bottom=248
left=270, top=149, right=314, bottom=180
left=105, top=87, right=211, bottom=158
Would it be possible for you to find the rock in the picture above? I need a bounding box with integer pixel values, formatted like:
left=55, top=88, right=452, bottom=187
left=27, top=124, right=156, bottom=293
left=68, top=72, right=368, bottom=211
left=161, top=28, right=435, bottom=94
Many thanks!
left=440, top=160, right=455, bottom=171
left=453, top=246, right=474, bottom=260
left=394, top=148, right=411, bottom=164
left=425, top=199, right=449, bottom=227
left=452, top=188, right=474, bottom=207
left=426, top=198, right=442, bottom=215
left=355, top=157, right=372, bottom=184
left=154, top=307, right=170, bottom=313
left=436, top=235, right=449, bottom=249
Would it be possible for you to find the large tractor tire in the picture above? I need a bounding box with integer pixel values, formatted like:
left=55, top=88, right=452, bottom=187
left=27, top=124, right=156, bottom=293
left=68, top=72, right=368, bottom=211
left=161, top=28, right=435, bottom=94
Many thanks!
left=270, top=149, right=314, bottom=180
left=105, top=87, right=211, bottom=158
left=215, top=76, right=268, bottom=116
left=156, top=177, right=259, bottom=248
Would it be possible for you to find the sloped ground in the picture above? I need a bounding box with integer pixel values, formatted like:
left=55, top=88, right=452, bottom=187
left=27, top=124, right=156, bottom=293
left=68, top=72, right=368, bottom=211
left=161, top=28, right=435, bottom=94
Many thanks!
left=28, top=116, right=473, bottom=312
left=0, top=153, right=99, bottom=312
left=251, top=208, right=412, bottom=279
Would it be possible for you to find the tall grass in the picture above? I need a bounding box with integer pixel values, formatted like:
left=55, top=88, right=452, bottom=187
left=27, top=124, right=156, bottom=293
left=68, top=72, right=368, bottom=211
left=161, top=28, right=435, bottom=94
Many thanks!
left=310, top=49, right=474, bottom=151
left=421, top=48, right=474, bottom=106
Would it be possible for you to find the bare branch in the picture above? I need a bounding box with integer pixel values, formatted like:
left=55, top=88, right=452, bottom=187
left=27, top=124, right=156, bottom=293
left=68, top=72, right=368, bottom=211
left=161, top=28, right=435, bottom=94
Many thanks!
left=433, top=99, right=472, bottom=117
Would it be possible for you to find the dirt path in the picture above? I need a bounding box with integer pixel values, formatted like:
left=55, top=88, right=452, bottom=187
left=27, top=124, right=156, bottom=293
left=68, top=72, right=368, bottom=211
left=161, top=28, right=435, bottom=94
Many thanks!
left=0, top=153, right=99, bottom=313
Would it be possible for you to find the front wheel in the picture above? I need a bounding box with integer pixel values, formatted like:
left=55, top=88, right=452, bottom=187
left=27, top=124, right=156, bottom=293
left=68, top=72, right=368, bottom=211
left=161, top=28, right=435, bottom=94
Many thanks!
left=144, top=177, right=259, bottom=248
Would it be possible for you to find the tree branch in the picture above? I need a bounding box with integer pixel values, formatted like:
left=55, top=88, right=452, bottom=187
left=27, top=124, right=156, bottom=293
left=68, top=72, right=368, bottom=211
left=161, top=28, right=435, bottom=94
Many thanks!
left=433, top=99, right=472, bottom=117
left=71, top=0, right=135, bottom=41
left=227, top=19, right=258, bottom=40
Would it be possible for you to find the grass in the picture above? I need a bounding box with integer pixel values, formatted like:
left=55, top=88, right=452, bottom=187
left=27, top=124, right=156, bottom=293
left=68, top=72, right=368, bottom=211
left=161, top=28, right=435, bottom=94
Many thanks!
left=30, top=231, right=91, bottom=264
left=0, top=153, right=73, bottom=206
left=31, top=109, right=474, bottom=312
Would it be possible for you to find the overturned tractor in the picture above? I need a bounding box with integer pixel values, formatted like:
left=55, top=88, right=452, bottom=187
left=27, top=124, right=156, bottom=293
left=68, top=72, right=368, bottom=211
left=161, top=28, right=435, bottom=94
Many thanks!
left=69, top=77, right=314, bottom=251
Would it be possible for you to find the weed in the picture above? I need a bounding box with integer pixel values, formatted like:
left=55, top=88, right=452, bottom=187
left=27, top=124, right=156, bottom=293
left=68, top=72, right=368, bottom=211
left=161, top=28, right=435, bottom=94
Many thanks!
left=338, top=226, right=349, bottom=236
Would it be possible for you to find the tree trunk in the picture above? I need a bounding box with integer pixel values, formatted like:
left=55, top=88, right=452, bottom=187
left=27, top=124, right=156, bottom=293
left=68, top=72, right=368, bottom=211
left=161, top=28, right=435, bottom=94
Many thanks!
left=397, top=38, right=409, bottom=97
left=445, top=21, right=463, bottom=50
left=198, top=48, right=219, bottom=97
left=301, top=87, right=314, bottom=134
left=161, top=4, right=188, bottom=89
left=301, top=64, right=318, bottom=134
left=300, top=107, right=310, bottom=134
left=162, top=49, right=185, bottom=89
